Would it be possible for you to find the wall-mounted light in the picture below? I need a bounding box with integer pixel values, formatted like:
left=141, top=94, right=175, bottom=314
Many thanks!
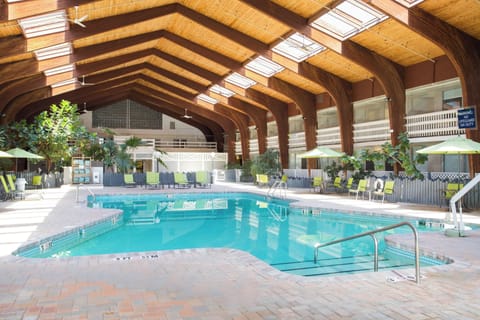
left=0, top=113, right=6, bottom=118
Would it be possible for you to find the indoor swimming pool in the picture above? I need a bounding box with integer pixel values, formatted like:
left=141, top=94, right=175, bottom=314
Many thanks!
left=15, top=192, right=447, bottom=276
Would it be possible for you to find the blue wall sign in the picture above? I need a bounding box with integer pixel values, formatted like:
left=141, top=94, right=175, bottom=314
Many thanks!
left=457, top=108, right=477, bottom=129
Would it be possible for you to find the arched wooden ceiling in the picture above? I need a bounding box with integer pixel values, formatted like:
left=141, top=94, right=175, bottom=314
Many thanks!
left=0, top=0, right=479, bottom=140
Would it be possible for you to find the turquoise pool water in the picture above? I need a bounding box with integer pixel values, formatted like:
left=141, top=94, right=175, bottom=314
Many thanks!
left=17, top=193, right=445, bottom=276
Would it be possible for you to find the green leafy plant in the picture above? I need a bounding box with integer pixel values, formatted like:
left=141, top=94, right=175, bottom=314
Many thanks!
left=379, top=132, right=427, bottom=179
left=30, top=100, right=95, bottom=172
left=114, top=136, right=143, bottom=173
left=250, top=149, right=281, bottom=182
left=325, top=161, right=343, bottom=181
left=101, top=139, right=118, bottom=173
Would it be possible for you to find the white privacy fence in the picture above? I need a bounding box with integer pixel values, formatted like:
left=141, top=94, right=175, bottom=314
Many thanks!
left=222, top=169, right=479, bottom=209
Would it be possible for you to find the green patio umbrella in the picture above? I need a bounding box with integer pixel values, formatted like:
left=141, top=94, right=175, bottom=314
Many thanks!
left=416, top=135, right=480, bottom=183
left=6, top=148, right=43, bottom=171
left=0, top=150, right=13, bottom=158
left=297, top=146, right=344, bottom=158
left=416, top=135, right=480, bottom=155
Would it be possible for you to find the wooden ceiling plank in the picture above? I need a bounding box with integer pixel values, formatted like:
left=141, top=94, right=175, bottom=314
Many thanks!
left=0, top=3, right=178, bottom=59
left=177, top=4, right=268, bottom=54
left=0, top=0, right=96, bottom=21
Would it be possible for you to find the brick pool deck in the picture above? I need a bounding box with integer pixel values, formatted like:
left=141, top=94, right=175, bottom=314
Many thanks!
left=1, top=182, right=480, bottom=319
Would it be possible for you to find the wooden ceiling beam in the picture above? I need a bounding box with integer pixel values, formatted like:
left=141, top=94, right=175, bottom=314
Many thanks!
left=213, top=103, right=251, bottom=161
left=177, top=5, right=268, bottom=54
left=296, top=62, right=353, bottom=155
left=12, top=75, right=141, bottom=120
left=163, top=31, right=242, bottom=70
left=137, top=74, right=197, bottom=100
left=225, top=98, right=268, bottom=154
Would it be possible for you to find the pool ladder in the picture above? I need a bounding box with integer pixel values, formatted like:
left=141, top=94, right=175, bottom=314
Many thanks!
left=313, top=221, right=421, bottom=284
left=267, top=178, right=287, bottom=199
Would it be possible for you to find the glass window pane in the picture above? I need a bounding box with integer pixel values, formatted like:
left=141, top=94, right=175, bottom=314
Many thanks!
left=210, top=84, right=235, bottom=97
left=225, top=72, right=256, bottom=89
left=18, top=10, right=67, bottom=38
left=310, top=0, right=387, bottom=40
left=197, top=93, right=218, bottom=104
left=272, top=33, right=325, bottom=62
left=245, top=56, right=284, bottom=77
left=43, top=64, right=74, bottom=76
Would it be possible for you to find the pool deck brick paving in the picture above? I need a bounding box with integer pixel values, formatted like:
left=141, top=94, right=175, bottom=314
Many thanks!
left=1, top=182, right=480, bottom=319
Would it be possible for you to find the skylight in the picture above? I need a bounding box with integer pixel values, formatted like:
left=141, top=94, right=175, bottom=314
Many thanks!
left=51, top=78, right=77, bottom=88
left=197, top=93, right=218, bottom=104
left=210, top=84, right=235, bottom=97
left=310, top=0, right=387, bottom=41
left=225, top=72, right=256, bottom=89
left=272, top=33, right=325, bottom=63
left=34, top=42, right=72, bottom=61
left=43, top=64, right=74, bottom=76
left=18, top=10, right=68, bottom=38
left=394, top=0, right=424, bottom=7
left=245, top=56, right=284, bottom=77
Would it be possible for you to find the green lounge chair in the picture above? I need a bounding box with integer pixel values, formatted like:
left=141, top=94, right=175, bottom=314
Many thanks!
left=372, top=180, right=395, bottom=203
left=332, top=176, right=342, bottom=191
left=174, top=172, right=191, bottom=188
left=0, top=176, right=13, bottom=200
left=32, top=175, right=43, bottom=189
left=349, top=179, right=368, bottom=200
left=195, top=171, right=210, bottom=188
left=124, top=174, right=136, bottom=187
left=311, top=176, right=323, bottom=193
left=256, top=174, right=269, bottom=187
left=442, top=183, right=463, bottom=207
left=145, top=172, right=160, bottom=188
left=6, top=175, right=24, bottom=200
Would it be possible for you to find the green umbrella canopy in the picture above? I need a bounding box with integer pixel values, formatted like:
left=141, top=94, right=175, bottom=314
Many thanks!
left=6, top=148, right=44, bottom=159
left=416, top=136, right=480, bottom=155
left=0, top=150, right=14, bottom=158
left=298, top=146, right=345, bottom=158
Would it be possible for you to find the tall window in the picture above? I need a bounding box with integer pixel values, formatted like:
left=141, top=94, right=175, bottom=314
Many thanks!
left=92, top=100, right=163, bottom=129
left=442, top=88, right=462, bottom=110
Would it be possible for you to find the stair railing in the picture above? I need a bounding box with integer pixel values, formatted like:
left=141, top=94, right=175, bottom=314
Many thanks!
left=313, top=221, right=420, bottom=284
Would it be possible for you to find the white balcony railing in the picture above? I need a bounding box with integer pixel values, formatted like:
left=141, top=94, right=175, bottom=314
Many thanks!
left=267, top=136, right=279, bottom=150
left=249, top=139, right=259, bottom=155
left=155, top=140, right=217, bottom=150
left=114, top=136, right=216, bottom=151
left=317, top=126, right=341, bottom=146
left=114, top=136, right=155, bottom=147
left=353, top=119, right=391, bottom=145
left=235, top=141, right=242, bottom=155
left=406, top=109, right=465, bottom=138
left=288, top=132, right=306, bottom=150
left=235, top=110, right=468, bottom=154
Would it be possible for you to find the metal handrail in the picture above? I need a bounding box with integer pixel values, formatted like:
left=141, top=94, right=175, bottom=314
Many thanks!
left=75, top=184, right=96, bottom=203
left=313, top=221, right=420, bottom=284
left=267, top=179, right=287, bottom=199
